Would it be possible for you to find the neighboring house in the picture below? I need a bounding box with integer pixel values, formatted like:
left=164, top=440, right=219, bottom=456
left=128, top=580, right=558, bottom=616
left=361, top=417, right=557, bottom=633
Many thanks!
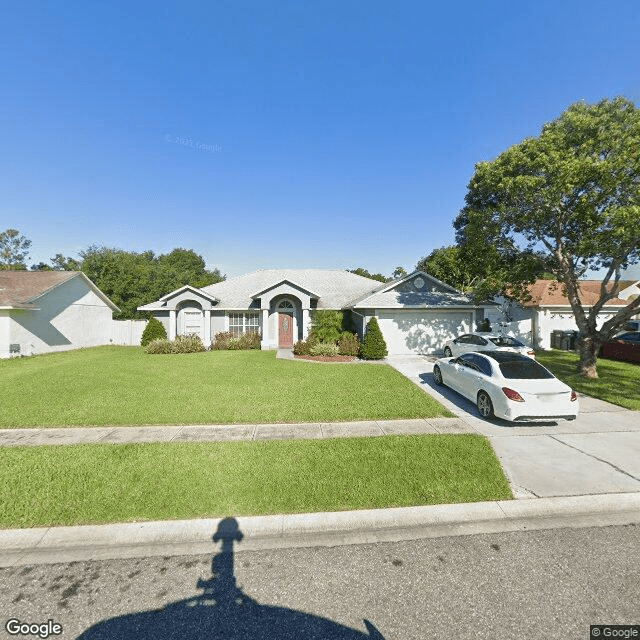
left=0, top=271, right=120, bottom=358
left=619, top=279, right=640, bottom=300
left=484, top=279, right=640, bottom=350
left=139, top=269, right=486, bottom=355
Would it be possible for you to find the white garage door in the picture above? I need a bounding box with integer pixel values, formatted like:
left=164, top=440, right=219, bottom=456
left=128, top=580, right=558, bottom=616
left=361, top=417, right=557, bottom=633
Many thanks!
left=377, top=311, right=473, bottom=355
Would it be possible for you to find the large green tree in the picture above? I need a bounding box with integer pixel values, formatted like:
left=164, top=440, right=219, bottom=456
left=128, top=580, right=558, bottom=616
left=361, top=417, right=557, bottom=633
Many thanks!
left=415, top=246, right=480, bottom=291
left=80, top=246, right=225, bottom=319
left=0, top=229, right=31, bottom=270
left=455, top=97, right=640, bottom=378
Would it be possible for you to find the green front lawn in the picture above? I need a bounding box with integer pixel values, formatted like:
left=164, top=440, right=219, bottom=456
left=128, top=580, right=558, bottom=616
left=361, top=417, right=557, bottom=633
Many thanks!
left=0, top=346, right=453, bottom=428
left=537, top=350, right=640, bottom=410
left=0, top=435, right=512, bottom=528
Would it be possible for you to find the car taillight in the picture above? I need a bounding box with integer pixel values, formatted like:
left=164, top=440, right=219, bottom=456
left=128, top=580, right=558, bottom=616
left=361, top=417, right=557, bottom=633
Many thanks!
left=527, top=350, right=535, bottom=356
left=502, top=387, right=525, bottom=402
left=570, top=390, right=577, bottom=402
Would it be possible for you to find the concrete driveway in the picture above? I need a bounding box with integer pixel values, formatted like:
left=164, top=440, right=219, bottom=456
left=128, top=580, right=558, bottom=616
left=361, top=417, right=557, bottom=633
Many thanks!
left=387, top=355, right=640, bottom=499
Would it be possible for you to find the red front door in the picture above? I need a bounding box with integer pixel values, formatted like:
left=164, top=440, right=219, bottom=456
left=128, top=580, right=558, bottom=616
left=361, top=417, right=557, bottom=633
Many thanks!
left=279, top=313, right=293, bottom=347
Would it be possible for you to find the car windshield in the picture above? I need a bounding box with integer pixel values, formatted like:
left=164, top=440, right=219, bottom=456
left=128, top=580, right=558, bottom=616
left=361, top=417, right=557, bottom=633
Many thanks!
left=498, top=360, right=555, bottom=379
left=489, top=336, right=524, bottom=347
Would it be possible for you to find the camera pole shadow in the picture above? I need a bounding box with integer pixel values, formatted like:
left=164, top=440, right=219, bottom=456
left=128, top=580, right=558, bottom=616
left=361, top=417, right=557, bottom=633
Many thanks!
left=78, top=517, right=386, bottom=639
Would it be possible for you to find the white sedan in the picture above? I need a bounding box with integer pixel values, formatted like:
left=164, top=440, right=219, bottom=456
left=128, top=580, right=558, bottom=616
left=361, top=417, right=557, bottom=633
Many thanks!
left=443, top=333, right=536, bottom=359
left=432, top=351, right=579, bottom=422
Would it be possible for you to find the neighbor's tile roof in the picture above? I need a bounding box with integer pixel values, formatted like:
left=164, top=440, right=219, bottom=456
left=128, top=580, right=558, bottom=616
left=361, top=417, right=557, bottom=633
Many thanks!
left=199, top=269, right=385, bottom=309
left=522, top=279, right=629, bottom=307
left=0, top=270, right=78, bottom=307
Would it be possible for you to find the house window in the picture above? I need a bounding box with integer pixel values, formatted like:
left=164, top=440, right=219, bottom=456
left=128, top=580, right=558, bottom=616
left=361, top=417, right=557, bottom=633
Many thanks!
left=277, top=300, right=294, bottom=310
left=229, top=312, right=260, bottom=337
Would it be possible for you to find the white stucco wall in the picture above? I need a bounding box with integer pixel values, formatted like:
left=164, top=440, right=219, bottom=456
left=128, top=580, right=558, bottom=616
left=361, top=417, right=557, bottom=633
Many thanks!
left=3, top=277, right=116, bottom=357
left=486, top=304, right=624, bottom=350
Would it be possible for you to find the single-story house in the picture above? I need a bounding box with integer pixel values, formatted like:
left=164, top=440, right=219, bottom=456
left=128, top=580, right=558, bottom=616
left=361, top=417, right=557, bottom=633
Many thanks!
left=484, top=279, right=640, bottom=350
left=0, top=271, right=120, bottom=358
left=139, top=269, right=488, bottom=355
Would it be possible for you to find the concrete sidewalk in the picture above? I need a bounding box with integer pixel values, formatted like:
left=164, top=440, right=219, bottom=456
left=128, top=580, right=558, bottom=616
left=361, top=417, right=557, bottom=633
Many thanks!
left=0, top=417, right=473, bottom=447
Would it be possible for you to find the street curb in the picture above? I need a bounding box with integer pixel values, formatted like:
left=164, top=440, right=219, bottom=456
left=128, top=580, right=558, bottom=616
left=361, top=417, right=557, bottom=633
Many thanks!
left=1, top=493, right=639, bottom=567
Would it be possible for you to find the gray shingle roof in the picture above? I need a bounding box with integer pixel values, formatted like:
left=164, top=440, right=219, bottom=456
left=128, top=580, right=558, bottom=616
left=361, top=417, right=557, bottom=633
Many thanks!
left=199, top=269, right=384, bottom=309
left=352, top=288, right=475, bottom=308
left=349, top=271, right=476, bottom=309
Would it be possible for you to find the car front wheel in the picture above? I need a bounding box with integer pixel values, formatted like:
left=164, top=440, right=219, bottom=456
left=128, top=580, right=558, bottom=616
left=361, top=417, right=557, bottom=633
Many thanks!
left=443, top=346, right=452, bottom=357
left=433, top=365, right=443, bottom=385
left=477, top=391, right=494, bottom=419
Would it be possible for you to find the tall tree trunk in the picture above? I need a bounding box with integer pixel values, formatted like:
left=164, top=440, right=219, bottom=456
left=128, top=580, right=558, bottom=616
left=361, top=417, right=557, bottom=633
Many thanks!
left=577, top=335, right=600, bottom=378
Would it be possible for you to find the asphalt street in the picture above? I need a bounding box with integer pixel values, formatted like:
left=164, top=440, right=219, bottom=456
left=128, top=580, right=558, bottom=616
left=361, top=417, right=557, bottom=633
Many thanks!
left=1, top=523, right=638, bottom=640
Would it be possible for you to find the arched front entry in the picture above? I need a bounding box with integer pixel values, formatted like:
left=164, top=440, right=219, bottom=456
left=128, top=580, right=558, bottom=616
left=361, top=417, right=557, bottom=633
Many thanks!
left=178, top=302, right=204, bottom=341
left=276, top=299, right=295, bottom=348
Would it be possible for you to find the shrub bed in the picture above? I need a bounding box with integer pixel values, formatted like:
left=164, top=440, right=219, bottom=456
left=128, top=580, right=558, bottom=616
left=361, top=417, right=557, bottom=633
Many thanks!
left=338, top=331, right=360, bottom=356
left=145, top=334, right=206, bottom=354
left=212, top=331, right=261, bottom=350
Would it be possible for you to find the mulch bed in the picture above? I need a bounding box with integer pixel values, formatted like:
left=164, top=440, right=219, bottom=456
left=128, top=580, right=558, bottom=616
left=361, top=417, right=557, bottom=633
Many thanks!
left=294, top=354, right=359, bottom=363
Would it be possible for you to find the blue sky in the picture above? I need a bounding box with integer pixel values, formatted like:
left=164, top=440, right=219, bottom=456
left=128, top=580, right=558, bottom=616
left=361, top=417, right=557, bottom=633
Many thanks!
left=3, top=0, right=640, bottom=278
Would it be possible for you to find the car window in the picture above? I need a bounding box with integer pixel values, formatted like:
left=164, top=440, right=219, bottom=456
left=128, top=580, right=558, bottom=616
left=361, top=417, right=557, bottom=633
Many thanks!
left=467, top=354, right=492, bottom=376
left=471, top=335, right=488, bottom=345
left=489, top=336, right=524, bottom=347
left=456, top=335, right=472, bottom=343
left=456, top=355, right=478, bottom=370
left=499, top=360, right=555, bottom=379
left=617, top=333, right=640, bottom=342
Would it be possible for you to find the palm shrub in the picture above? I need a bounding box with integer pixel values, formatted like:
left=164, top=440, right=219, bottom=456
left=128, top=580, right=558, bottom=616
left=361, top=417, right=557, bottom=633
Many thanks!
left=141, top=317, right=167, bottom=347
left=360, top=317, right=388, bottom=360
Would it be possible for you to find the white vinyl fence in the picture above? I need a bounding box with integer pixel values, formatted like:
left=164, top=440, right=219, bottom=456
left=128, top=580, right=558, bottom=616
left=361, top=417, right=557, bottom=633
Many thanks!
left=111, top=319, right=147, bottom=346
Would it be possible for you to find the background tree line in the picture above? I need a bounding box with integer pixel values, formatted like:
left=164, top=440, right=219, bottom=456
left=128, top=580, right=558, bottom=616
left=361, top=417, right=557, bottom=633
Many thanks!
left=0, top=231, right=224, bottom=319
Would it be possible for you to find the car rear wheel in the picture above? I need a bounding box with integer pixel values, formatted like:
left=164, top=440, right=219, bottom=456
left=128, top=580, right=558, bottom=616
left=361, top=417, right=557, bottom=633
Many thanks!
left=433, top=365, right=443, bottom=385
left=477, top=391, right=494, bottom=419
left=443, top=346, right=452, bottom=357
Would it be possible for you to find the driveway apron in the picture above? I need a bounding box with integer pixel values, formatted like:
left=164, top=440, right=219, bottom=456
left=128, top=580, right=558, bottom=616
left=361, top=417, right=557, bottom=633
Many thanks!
left=386, top=354, right=640, bottom=499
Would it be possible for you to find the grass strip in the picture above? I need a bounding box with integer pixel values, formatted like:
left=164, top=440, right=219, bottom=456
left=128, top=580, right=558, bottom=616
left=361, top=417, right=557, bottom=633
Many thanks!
left=0, top=435, right=512, bottom=528
left=0, top=347, right=453, bottom=428
left=537, top=350, right=640, bottom=411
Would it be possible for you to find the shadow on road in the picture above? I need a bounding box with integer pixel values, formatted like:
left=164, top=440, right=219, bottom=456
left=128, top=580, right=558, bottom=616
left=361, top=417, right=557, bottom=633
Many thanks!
left=78, top=517, right=386, bottom=639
